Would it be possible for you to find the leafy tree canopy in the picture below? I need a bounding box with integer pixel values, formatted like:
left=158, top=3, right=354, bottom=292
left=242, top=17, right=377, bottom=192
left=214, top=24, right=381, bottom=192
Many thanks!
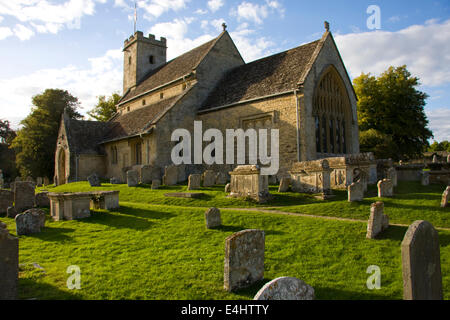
left=0, top=119, right=16, bottom=145
left=0, top=119, right=18, bottom=181
left=11, top=89, right=82, bottom=178
left=354, top=65, right=433, bottom=160
left=87, top=92, right=121, bottom=122
left=428, top=140, right=450, bottom=152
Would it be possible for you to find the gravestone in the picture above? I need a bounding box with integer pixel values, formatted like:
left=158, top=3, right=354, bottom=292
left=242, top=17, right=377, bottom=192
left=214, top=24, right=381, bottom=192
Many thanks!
left=216, top=172, right=228, bottom=185
left=377, top=179, right=393, bottom=197
left=141, top=165, right=161, bottom=184
left=205, top=207, right=221, bottom=229
left=110, top=177, right=121, bottom=184
left=225, top=183, right=231, bottom=193
left=43, top=177, right=50, bottom=186
left=87, top=173, right=101, bottom=187
left=162, top=165, right=178, bottom=186
left=0, top=222, right=18, bottom=300
left=151, top=179, right=161, bottom=189
left=254, top=277, right=315, bottom=300
left=228, top=165, right=270, bottom=203
left=14, top=177, right=21, bottom=182
left=126, top=170, right=139, bottom=187
left=6, top=207, right=17, bottom=219
left=202, top=170, right=216, bottom=187
left=35, top=192, right=50, bottom=207
left=278, top=177, right=291, bottom=192
left=432, top=154, right=438, bottom=163
left=268, top=175, right=277, bottom=185
left=25, top=176, right=35, bottom=184
left=441, top=186, right=449, bottom=208
left=15, top=208, right=46, bottom=236
left=224, top=229, right=265, bottom=292
left=188, top=174, right=201, bottom=190
left=447, top=154, right=450, bottom=163
left=348, top=181, right=364, bottom=202
left=14, top=181, right=35, bottom=213
left=401, top=220, right=443, bottom=300
left=386, top=167, right=397, bottom=187
left=0, top=190, right=14, bottom=214
left=366, top=202, right=389, bottom=239
left=36, top=177, right=43, bottom=187
left=421, top=171, right=430, bottom=186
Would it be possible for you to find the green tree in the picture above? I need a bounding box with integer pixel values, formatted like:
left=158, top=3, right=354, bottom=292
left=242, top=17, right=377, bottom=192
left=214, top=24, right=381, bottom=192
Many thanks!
left=0, top=119, right=18, bottom=181
left=428, top=140, right=450, bottom=152
left=11, top=89, right=82, bottom=178
left=87, top=92, right=121, bottom=121
left=354, top=65, right=433, bottom=160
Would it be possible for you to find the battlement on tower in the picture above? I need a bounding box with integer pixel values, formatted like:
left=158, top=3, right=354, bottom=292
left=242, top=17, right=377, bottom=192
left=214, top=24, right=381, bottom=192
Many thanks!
left=124, top=31, right=167, bottom=51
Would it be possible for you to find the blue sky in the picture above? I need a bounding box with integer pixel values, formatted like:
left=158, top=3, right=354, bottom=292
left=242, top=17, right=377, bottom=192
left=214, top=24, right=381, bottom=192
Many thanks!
left=0, top=0, right=449, bottom=142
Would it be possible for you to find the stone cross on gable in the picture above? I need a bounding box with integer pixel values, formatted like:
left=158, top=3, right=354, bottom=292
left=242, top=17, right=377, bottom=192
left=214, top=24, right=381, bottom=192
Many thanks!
left=324, top=21, right=330, bottom=32
left=222, top=22, right=227, bottom=31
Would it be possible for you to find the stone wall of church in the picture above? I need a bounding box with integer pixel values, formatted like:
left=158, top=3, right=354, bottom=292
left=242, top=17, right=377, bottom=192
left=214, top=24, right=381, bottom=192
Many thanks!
left=77, top=155, right=106, bottom=180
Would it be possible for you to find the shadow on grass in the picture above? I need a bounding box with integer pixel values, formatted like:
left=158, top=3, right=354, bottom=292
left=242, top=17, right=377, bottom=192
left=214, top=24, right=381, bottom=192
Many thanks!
left=78, top=211, right=155, bottom=231
left=213, top=225, right=285, bottom=236
left=231, top=278, right=272, bottom=299
left=117, top=205, right=176, bottom=220
left=314, top=286, right=397, bottom=300
left=28, top=227, right=75, bottom=242
left=19, top=278, right=82, bottom=300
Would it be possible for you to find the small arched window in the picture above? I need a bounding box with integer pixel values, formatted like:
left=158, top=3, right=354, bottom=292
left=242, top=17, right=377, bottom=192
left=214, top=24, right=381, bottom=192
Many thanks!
left=142, top=99, right=146, bottom=106
left=160, top=92, right=164, bottom=99
left=128, top=56, right=132, bottom=65
left=149, top=55, right=154, bottom=64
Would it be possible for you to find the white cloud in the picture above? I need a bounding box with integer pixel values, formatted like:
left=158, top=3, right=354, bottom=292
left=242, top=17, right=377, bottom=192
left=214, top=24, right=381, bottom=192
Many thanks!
left=0, top=15, right=3, bottom=23
left=0, top=48, right=123, bottom=127
left=211, top=18, right=225, bottom=32
left=0, top=26, right=12, bottom=39
left=426, top=108, right=450, bottom=142
left=230, top=26, right=274, bottom=62
left=334, top=19, right=450, bottom=87
left=139, top=0, right=189, bottom=20
left=195, top=8, right=207, bottom=15
left=231, top=0, right=283, bottom=25
left=208, top=0, right=224, bottom=13
left=13, top=24, right=34, bottom=40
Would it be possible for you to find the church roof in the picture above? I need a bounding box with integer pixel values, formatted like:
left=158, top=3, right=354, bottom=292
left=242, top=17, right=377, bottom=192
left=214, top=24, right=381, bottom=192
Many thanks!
left=65, top=118, right=110, bottom=155
left=199, top=39, right=321, bottom=111
left=120, top=35, right=221, bottom=103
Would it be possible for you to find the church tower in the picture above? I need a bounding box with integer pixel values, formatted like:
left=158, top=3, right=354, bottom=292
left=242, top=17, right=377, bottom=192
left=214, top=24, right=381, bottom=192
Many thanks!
left=122, top=31, right=167, bottom=93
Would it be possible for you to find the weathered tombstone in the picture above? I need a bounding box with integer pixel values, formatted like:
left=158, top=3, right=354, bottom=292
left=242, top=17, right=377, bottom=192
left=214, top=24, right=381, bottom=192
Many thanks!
left=48, top=192, right=91, bottom=221
left=224, top=229, right=265, bottom=292
left=36, top=177, right=43, bottom=187
left=224, top=183, right=231, bottom=193
left=377, top=179, right=393, bottom=197
left=87, top=173, right=101, bottom=187
left=228, top=165, right=270, bottom=203
left=386, top=167, right=397, bottom=187
left=141, top=165, right=161, bottom=184
left=401, top=220, right=443, bottom=300
left=278, top=177, right=291, bottom=192
left=188, top=174, right=201, bottom=190
left=43, top=177, right=50, bottom=186
left=447, top=154, right=450, bottom=163
left=14, top=177, right=21, bottom=182
left=110, top=177, right=121, bottom=184
left=0, top=222, right=18, bottom=300
left=35, top=192, right=50, bottom=207
left=253, top=277, right=315, bottom=300
left=6, top=207, right=17, bottom=219
left=432, top=154, right=438, bottom=163
left=366, top=202, right=389, bottom=239
left=90, top=191, right=120, bottom=210
left=15, top=208, right=46, bottom=235
left=202, top=170, right=216, bottom=187
left=290, top=159, right=332, bottom=196
left=177, top=164, right=186, bottom=183
left=0, top=190, right=14, bottom=214
left=441, top=186, right=449, bottom=208
left=162, top=165, right=178, bottom=186
left=348, top=181, right=364, bottom=202
left=14, top=181, right=35, bottom=213
left=151, top=179, right=161, bottom=190
left=268, top=175, right=277, bottom=185
left=25, top=176, right=35, bottom=184
left=421, top=171, right=430, bottom=186
left=216, top=172, right=228, bottom=185
left=126, top=170, right=139, bottom=187
left=205, top=207, right=221, bottom=229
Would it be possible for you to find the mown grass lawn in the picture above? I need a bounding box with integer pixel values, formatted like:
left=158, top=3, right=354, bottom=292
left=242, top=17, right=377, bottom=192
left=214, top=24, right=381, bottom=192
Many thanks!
left=0, top=180, right=448, bottom=300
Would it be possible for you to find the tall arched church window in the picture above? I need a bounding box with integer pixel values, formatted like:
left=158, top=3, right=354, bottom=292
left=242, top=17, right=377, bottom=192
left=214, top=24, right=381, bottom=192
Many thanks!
left=312, top=66, right=352, bottom=155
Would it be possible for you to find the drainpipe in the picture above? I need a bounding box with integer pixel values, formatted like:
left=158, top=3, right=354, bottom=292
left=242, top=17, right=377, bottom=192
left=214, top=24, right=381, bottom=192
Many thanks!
left=294, top=90, right=301, bottom=162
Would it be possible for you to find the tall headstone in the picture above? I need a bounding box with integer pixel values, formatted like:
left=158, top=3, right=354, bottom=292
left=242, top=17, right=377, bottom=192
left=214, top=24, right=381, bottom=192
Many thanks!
left=0, top=190, right=14, bottom=214
left=432, top=154, right=438, bottom=163
left=151, top=179, right=161, bottom=190
left=202, top=170, right=216, bottom=187
left=254, top=277, right=315, bottom=300
left=386, top=167, right=397, bottom=187
left=35, top=192, right=50, bottom=207
left=441, top=186, right=449, bottom=208
left=401, top=220, right=443, bottom=300
left=224, top=229, right=265, bottom=292
left=188, top=174, right=201, bottom=190
left=215, top=172, right=228, bottom=185
left=43, top=177, right=50, bottom=186
left=377, top=179, right=393, bottom=197
left=126, top=170, right=139, bottom=187
left=204, top=207, right=221, bottom=229
left=14, top=181, right=35, bottom=213
left=421, top=171, right=430, bottom=186
left=348, top=181, right=364, bottom=202
left=366, top=201, right=389, bottom=239
left=0, top=222, right=18, bottom=300
left=87, top=173, right=101, bottom=187
left=36, top=177, right=43, bottom=187
left=162, top=165, right=178, bottom=186
left=140, top=165, right=161, bottom=184
left=447, top=154, right=450, bottom=163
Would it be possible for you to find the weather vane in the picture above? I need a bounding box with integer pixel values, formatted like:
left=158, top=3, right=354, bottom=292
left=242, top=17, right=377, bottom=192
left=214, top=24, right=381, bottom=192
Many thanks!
left=134, top=1, right=137, bottom=34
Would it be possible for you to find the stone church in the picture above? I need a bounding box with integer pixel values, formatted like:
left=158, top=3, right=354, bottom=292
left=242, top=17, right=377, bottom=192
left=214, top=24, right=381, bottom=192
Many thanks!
left=54, top=22, right=360, bottom=185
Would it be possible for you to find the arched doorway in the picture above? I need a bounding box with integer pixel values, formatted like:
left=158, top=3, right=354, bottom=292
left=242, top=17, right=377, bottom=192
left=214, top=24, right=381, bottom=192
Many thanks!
left=58, top=149, right=66, bottom=185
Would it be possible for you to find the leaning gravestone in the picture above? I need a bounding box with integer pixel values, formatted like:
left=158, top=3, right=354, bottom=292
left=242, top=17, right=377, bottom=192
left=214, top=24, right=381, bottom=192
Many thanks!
left=216, top=172, right=228, bottom=185
left=151, top=179, right=161, bottom=190
left=126, top=170, right=139, bottom=187
left=0, top=190, right=14, bottom=214
left=0, top=222, right=18, bottom=300
left=14, top=181, right=35, bottom=213
left=202, top=170, right=216, bottom=187
left=162, top=165, right=178, bottom=186
left=348, top=181, right=364, bottom=202
left=188, top=174, right=201, bottom=190
left=254, top=277, right=315, bottom=300
left=278, top=177, right=291, bottom=192
left=224, top=229, right=265, bottom=292
left=366, top=202, right=389, bottom=239
left=205, top=207, right=221, bottom=229
left=421, top=171, right=430, bottom=186
left=441, top=186, right=449, bottom=208
left=35, top=192, right=50, bottom=207
left=87, top=173, right=101, bottom=187
left=401, top=220, right=443, bottom=300
left=15, top=208, right=46, bottom=236
left=377, top=179, right=393, bottom=197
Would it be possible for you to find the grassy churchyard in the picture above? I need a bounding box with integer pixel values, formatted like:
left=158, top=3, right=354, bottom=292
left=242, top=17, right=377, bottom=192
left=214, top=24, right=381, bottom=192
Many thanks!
left=0, top=181, right=449, bottom=300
